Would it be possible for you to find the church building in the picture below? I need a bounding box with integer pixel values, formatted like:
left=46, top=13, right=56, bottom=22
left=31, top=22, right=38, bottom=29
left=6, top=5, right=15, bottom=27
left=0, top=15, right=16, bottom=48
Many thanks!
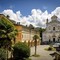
left=42, top=15, right=60, bottom=43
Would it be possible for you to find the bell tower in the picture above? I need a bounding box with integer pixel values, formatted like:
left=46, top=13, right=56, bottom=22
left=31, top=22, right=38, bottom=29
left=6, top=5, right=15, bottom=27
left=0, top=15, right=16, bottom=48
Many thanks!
left=46, top=19, right=48, bottom=27
left=46, top=19, right=48, bottom=24
left=51, top=15, right=57, bottom=21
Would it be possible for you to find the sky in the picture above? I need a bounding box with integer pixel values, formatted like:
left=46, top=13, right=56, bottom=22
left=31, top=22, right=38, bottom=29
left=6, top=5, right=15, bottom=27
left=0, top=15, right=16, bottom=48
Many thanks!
left=0, top=0, right=60, bottom=28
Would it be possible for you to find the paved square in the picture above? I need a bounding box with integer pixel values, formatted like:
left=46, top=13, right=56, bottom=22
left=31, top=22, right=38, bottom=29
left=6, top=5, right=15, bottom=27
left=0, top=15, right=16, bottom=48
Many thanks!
left=30, top=45, right=55, bottom=60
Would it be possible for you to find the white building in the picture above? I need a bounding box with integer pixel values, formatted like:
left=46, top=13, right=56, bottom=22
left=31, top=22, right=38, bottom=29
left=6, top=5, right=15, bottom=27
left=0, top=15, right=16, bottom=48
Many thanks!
left=42, top=15, right=60, bottom=43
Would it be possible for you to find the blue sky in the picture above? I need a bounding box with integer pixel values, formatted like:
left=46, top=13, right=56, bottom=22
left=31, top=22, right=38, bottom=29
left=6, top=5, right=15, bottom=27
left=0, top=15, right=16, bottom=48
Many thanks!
left=0, top=0, right=60, bottom=16
left=1, top=0, right=60, bottom=28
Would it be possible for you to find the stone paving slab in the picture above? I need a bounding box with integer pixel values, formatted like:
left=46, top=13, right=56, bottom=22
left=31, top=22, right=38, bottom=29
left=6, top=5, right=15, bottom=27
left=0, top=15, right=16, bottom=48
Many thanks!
left=30, top=45, right=55, bottom=60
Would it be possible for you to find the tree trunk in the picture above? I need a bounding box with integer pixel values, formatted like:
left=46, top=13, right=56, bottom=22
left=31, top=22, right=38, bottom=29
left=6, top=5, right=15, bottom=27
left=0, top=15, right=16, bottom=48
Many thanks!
left=6, top=48, right=8, bottom=60
left=35, top=39, right=37, bottom=55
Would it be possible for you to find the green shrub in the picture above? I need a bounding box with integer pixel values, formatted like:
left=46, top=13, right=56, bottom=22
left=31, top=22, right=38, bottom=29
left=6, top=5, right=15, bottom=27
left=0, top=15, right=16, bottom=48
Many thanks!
left=58, top=55, right=60, bottom=60
left=48, top=47, right=52, bottom=50
left=0, top=48, right=7, bottom=60
left=13, top=42, right=30, bottom=60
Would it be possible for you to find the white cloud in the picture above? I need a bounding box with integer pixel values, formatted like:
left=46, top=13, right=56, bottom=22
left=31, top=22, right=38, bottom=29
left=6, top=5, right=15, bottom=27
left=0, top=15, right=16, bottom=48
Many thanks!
left=28, top=9, right=49, bottom=27
left=2, top=9, right=22, bottom=22
left=2, top=7, right=60, bottom=28
left=51, top=7, right=60, bottom=18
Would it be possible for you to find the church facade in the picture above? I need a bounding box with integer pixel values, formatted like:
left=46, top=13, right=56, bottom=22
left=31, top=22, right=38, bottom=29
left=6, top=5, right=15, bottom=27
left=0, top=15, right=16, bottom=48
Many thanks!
left=42, top=15, right=60, bottom=43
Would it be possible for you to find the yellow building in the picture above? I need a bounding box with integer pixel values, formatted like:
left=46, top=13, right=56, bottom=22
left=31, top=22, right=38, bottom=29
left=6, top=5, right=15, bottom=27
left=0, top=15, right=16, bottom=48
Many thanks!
left=15, top=24, right=22, bottom=43
left=14, top=23, right=40, bottom=46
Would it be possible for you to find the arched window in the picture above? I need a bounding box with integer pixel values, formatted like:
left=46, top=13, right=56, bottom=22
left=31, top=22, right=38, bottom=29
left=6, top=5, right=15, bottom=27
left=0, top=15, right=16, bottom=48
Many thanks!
left=53, top=27, right=55, bottom=30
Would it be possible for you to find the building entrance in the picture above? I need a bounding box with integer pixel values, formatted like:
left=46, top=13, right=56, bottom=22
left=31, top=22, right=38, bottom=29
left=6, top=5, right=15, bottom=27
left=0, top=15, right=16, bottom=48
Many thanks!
left=53, top=38, right=55, bottom=42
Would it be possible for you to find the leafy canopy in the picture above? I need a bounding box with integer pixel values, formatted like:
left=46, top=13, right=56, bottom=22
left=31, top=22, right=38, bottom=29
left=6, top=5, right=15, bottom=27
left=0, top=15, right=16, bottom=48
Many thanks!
left=0, top=16, right=17, bottom=40
left=0, top=15, right=18, bottom=48
left=33, top=35, right=39, bottom=40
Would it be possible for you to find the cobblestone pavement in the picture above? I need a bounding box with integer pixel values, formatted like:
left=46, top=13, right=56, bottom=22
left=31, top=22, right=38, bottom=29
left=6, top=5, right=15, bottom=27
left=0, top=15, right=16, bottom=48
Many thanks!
left=30, top=45, right=55, bottom=60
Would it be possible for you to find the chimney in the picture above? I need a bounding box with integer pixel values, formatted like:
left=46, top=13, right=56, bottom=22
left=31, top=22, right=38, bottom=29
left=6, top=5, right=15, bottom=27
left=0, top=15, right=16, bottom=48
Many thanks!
left=6, top=15, right=10, bottom=19
left=17, top=22, right=20, bottom=25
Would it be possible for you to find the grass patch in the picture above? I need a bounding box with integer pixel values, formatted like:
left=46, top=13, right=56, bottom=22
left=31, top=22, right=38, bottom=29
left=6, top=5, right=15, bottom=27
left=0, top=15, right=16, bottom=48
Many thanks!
left=44, top=47, right=56, bottom=51
left=32, top=54, right=40, bottom=57
left=25, top=58, right=31, bottom=60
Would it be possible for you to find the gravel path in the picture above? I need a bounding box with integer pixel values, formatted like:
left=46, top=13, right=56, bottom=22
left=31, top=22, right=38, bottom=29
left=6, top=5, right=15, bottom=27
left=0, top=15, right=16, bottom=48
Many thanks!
left=30, top=45, right=55, bottom=60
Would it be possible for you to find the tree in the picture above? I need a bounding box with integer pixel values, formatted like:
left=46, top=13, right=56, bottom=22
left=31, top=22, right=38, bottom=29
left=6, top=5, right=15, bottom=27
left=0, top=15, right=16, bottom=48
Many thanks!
left=0, top=48, right=7, bottom=60
left=0, top=15, right=18, bottom=59
left=39, top=28, right=45, bottom=43
left=0, top=15, right=17, bottom=47
left=33, top=35, right=39, bottom=55
left=29, top=24, right=34, bottom=41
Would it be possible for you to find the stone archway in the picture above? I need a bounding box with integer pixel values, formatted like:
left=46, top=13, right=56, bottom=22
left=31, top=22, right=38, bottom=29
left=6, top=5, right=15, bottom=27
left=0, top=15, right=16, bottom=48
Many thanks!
left=53, top=38, right=55, bottom=42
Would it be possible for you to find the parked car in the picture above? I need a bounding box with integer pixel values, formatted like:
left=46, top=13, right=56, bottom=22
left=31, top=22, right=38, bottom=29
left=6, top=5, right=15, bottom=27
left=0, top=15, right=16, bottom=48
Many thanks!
left=53, top=43, right=60, bottom=48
